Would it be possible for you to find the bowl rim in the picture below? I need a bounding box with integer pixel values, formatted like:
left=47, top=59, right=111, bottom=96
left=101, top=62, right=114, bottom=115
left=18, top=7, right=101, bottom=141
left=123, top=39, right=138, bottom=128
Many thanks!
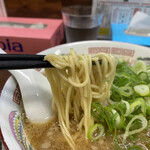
left=38, top=40, right=150, bottom=55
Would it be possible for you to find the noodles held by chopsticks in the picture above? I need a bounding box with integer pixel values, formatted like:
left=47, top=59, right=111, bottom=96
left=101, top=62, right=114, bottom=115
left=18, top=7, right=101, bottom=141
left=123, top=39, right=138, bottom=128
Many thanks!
left=44, top=49, right=116, bottom=150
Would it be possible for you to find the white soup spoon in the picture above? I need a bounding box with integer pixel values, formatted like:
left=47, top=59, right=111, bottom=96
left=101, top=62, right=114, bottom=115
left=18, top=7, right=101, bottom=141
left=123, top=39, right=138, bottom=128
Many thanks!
left=0, top=49, right=55, bottom=123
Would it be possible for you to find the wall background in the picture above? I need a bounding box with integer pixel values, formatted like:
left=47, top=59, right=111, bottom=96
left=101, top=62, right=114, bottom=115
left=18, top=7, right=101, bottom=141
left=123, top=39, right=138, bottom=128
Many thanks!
left=4, top=0, right=92, bottom=19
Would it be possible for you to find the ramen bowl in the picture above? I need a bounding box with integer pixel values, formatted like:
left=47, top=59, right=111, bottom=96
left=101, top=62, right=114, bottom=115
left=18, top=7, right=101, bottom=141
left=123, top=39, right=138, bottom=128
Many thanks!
left=0, top=41, right=150, bottom=150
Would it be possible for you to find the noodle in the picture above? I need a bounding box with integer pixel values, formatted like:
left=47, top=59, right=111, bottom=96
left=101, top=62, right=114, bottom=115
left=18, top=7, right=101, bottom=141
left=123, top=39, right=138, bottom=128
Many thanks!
left=44, top=49, right=116, bottom=150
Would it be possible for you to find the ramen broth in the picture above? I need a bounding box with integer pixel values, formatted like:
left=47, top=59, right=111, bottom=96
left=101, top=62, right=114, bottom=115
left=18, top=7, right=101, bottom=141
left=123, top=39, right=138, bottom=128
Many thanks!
left=23, top=117, right=115, bottom=150
left=23, top=52, right=150, bottom=150
left=23, top=116, right=150, bottom=150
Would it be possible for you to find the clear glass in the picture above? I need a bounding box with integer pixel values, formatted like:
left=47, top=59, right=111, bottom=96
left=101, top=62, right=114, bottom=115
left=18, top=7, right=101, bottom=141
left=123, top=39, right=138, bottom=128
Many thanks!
left=62, top=5, right=102, bottom=43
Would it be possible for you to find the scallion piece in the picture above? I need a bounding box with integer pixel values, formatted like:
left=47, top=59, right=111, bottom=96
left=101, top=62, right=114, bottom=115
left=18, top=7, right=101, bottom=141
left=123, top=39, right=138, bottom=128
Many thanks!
left=91, top=102, right=114, bottom=131
left=110, top=85, right=122, bottom=102
left=123, top=114, right=147, bottom=142
left=130, top=98, right=146, bottom=115
left=145, top=101, right=150, bottom=115
left=130, top=100, right=142, bottom=114
left=87, top=124, right=104, bottom=140
left=91, top=102, right=104, bottom=121
left=111, top=109, right=121, bottom=128
left=144, top=97, right=150, bottom=104
left=121, top=100, right=130, bottom=116
left=138, top=71, right=148, bottom=81
left=134, top=85, right=149, bottom=96
left=118, top=86, right=133, bottom=97
left=108, top=98, right=117, bottom=105
left=105, top=107, right=121, bottom=129
left=132, top=60, right=146, bottom=74
left=128, top=146, right=143, bottom=150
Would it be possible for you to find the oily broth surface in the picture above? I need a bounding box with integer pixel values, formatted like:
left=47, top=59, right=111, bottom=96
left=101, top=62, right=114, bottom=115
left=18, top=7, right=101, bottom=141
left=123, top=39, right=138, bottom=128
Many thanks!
left=23, top=117, right=114, bottom=150
left=23, top=116, right=150, bottom=150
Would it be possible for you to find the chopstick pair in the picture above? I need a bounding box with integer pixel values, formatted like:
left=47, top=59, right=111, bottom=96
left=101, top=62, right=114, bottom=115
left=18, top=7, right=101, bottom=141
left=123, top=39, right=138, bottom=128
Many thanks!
left=0, top=54, right=54, bottom=70
left=0, top=54, right=102, bottom=70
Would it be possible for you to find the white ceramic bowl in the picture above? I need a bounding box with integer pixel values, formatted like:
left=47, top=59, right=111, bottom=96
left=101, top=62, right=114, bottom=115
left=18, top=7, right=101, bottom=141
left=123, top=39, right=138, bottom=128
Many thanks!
left=0, top=41, right=150, bottom=150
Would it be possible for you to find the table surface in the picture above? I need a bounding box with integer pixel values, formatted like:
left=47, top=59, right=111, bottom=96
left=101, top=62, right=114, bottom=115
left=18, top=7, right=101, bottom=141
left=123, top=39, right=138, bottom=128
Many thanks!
left=0, top=71, right=10, bottom=91
left=0, top=70, right=11, bottom=150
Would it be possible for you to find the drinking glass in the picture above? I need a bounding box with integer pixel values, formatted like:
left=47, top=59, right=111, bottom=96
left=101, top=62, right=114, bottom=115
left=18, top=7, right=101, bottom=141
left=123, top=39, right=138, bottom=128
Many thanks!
left=62, top=5, right=102, bottom=43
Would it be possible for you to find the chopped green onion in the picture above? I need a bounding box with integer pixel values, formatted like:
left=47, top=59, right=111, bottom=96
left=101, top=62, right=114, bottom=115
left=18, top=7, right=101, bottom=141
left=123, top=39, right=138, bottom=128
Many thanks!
left=116, top=60, right=139, bottom=79
left=128, top=146, right=143, bottom=150
left=138, top=71, right=148, bottom=81
left=123, top=114, right=147, bottom=142
left=111, top=109, right=121, bottom=128
left=105, top=107, right=121, bottom=129
left=119, top=115, right=125, bottom=129
left=118, top=86, right=133, bottom=97
left=108, top=98, right=117, bottom=105
left=145, top=101, right=150, bottom=115
left=87, top=124, right=104, bottom=140
left=113, top=74, right=130, bottom=87
left=134, top=85, right=149, bottom=96
left=130, top=98, right=146, bottom=115
left=146, top=69, right=150, bottom=79
left=110, top=85, right=122, bottom=102
left=91, top=102, right=104, bottom=121
left=121, top=100, right=130, bottom=116
left=132, top=60, right=146, bottom=74
left=144, top=97, right=150, bottom=104
left=91, top=102, right=113, bottom=131
left=130, top=100, right=142, bottom=114
left=140, top=98, right=146, bottom=115
left=144, top=97, right=150, bottom=114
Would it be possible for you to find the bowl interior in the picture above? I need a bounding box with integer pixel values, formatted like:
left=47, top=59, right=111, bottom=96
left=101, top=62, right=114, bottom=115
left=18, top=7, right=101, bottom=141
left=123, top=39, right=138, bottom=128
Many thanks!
left=0, top=41, right=150, bottom=150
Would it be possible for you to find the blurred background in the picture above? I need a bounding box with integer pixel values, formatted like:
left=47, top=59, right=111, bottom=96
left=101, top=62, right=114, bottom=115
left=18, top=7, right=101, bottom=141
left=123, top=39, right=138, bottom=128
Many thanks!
left=1, top=0, right=150, bottom=47
left=4, top=0, right=92, bottom=19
